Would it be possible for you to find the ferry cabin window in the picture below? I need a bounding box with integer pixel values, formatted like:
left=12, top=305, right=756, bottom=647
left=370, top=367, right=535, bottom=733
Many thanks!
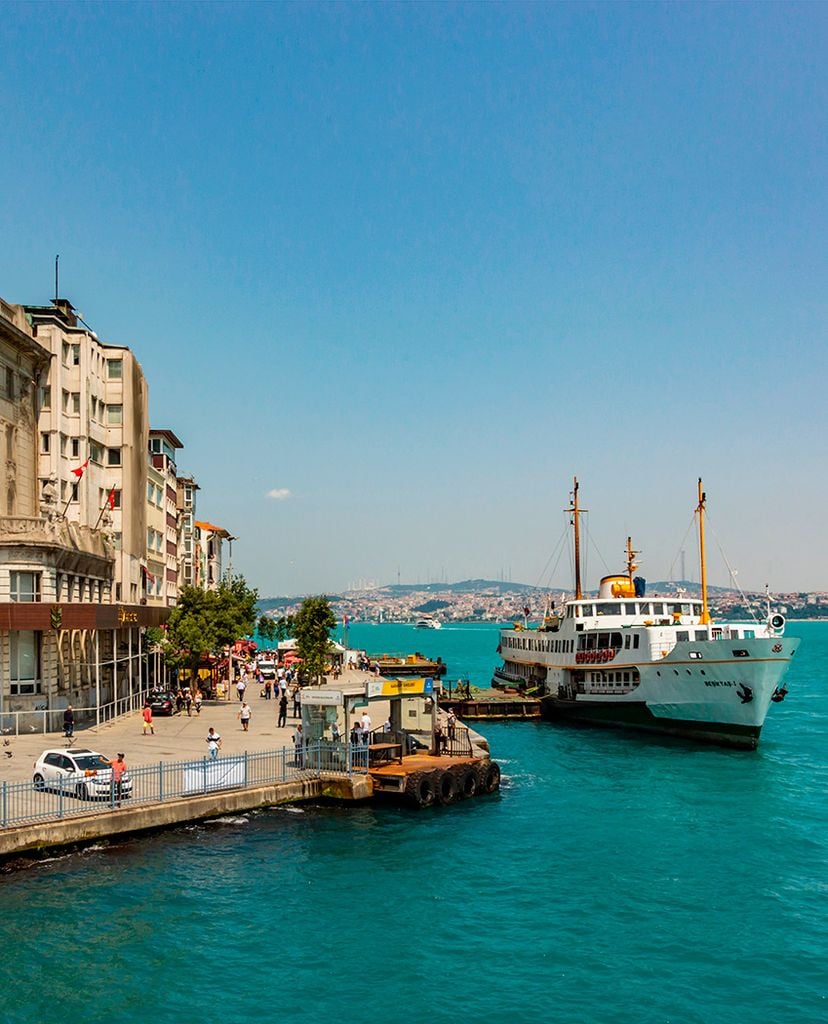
left=652, top=603, right=666, bottom=616
left=638, top=603, right=652, bottom=616
left=596, top=603, right=616, bottom=616
left=676, top=631, right=689, bottom=642
left=633, top=635, right=640, bottom=649
left=624, top=635, right=631, bottom=649
left=695, top=630, right=707, bottom=641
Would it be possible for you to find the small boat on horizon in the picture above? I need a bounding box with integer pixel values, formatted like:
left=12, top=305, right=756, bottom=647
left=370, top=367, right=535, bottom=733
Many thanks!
left=415, top=615, right=442, bottom=629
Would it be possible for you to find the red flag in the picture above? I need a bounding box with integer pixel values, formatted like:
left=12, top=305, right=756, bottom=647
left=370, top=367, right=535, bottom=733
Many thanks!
left=71, top=458, right=89, bottom=479
left=107, top=487, right=116, bottom=510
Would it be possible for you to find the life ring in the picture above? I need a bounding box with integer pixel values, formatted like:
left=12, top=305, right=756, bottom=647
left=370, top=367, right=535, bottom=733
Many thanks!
left=483, top=762, right=501, bottom=794
left=405, top=771, right=435, bottom=808
left=436, top=769, right=458, bottom=805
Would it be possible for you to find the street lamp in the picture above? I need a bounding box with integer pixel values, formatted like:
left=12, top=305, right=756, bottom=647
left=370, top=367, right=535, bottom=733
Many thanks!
left=225, top=534, right=237, bottom=582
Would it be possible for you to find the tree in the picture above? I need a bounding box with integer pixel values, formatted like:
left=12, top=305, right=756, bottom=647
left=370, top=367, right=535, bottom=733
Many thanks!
left=166, top=575, right=260, bottom=677
left=293, top=596, right=336, bottom=684
left=257, top=613, right=279, bottom=645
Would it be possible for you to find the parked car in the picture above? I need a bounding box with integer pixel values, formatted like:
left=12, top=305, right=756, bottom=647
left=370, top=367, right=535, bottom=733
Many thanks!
left=148, top=690, right=177, bottom=715
left=32, top=749, right=133, bottom=800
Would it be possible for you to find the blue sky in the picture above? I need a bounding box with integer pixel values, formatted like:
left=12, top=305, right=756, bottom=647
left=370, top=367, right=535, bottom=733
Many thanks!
left=1, top=2, right=826, bottom=595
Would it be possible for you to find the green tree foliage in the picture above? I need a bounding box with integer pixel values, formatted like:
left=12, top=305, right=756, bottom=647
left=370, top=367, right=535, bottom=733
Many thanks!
left=293, top=596, right=336, bottom=683
left=167, top=576, right=259, bottom=671
left=257, top=613, right=279, bottom=645
left=275, top=615, right=294, bottom=642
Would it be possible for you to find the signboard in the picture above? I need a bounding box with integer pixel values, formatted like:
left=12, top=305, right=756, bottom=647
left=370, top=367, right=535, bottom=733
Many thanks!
left=367, top=676, right=434, bottom=699
left=183, top=757, right=246, bottom=795
left=299, top=689, right=344, bottom=707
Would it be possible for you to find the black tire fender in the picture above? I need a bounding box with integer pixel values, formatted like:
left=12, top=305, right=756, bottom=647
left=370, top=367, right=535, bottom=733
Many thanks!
left=405, top=771, right=436, bottom=808
left=483, top=761, right=501, bottom=793
left=458, top=768, right=478, bottom=799
left=436, top=769, right=458, bottom=805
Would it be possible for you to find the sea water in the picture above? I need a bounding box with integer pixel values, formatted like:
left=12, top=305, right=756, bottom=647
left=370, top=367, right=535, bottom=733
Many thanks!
left=1, top=622, right=825, bottom=1024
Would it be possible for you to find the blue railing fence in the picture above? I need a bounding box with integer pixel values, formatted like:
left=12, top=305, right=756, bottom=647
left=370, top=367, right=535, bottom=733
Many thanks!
left=1, top=740, right=365, bottom=830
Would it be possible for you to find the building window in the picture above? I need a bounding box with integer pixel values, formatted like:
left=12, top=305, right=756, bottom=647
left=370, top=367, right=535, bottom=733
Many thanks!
left=107, top=359, right=123, bottom=380
left=40, top=433, right=50, bottom=453
left=113, top=532, right=122, bottom=550
left=11, top=571, right=41, bottom=602
left=71, top=482, right=79, bottom=502
left=107, top=404, right=123, bottom=425
left=39, top=386, right=51, bottom=409
left=6, top=424, right=15, bottom=460
left=10, top=631, right=41, bottom=694
left=149, top=437, right=161, bottom=454
left=71, top=392, right=80, bottom=415
left=71, top=344, right=80, bottom=366
left=107, top=447, right=121, bottom=466
left=90, top=442, right=103, bottom=463
left=110, top=489, right=121, bottom=509
left=71, top=438, right=80, bottom=458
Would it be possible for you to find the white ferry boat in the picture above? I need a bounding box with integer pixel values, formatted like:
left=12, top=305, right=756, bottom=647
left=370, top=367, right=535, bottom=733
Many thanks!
left=416, top=615, right=442, bottom=629
left=493, top=479, right=799, bottom=749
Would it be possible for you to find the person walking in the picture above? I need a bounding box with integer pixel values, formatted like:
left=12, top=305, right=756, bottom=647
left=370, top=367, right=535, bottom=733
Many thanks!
left=63, top=704, right=75, bottom=741
left=206, top=727, right=222, bottom=760
left=142, top=702, right=154, bottom=735
left=447, top=709, right=457, bottom=742
left=238, top=701, right=252, bottom=732
left=361, top=710, right=372, bottom=740
left=291, top=684, right=301, bottom=718
left=236, top=678, right=247, bottom=702
left=277, top=692, right=288, bottom=728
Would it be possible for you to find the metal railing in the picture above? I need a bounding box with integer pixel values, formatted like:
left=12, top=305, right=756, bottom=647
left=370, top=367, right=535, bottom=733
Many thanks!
left=0, top=692, right=148, bottom=737
left=435, top=723, right=474, bottom=758
left=0, top=741, right=365, bottom=830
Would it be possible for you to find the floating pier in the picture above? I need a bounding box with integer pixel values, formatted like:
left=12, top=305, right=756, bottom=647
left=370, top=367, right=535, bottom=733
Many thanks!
left=440, top=688, right=541, bottom=720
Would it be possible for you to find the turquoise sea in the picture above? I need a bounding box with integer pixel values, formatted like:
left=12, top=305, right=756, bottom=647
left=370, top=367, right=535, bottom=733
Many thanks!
left=1, top=621, right=825, bottom=1024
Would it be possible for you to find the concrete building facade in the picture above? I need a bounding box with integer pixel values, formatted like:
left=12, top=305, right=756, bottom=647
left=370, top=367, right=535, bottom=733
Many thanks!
left=0, top=298, right=166, bottom=730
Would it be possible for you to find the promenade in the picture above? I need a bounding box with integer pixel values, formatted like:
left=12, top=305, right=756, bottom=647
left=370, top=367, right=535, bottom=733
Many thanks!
left=1, top=670, right=384, bottom=786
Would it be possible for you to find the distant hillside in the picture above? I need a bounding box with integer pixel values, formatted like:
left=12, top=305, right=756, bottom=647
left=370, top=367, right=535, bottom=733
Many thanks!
left=258, top=595, right=341, bottom=613
left=380, top=578, right=537, bottom=596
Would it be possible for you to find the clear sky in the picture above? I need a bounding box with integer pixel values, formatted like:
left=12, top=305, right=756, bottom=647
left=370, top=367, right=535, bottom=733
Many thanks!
left=1, top=2, right=826, bottom=596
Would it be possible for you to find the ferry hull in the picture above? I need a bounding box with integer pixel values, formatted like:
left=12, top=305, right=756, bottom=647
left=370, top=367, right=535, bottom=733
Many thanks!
left=539, top=696, right=762, bottom=749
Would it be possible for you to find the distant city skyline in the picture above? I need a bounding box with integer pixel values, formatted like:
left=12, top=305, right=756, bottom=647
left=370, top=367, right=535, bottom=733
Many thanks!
left=1, top=3, right=826, bottom=595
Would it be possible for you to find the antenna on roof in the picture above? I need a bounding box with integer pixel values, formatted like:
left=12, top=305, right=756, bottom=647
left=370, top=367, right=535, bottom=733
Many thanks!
left=54, top=255, right=59, bottom=303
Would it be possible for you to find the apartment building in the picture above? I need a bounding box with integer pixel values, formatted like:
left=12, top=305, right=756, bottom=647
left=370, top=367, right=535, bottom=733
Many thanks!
left=176, top=474, right=200, bottom=589
left=0, top=297, right=167, bottom=728
left=148, top=429, right=183, bottom=607
left=195, top=520, right=231, bottom=589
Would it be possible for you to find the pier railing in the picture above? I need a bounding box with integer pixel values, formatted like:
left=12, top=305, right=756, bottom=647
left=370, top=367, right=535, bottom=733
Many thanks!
left=0, top=741, right=366, bottom=831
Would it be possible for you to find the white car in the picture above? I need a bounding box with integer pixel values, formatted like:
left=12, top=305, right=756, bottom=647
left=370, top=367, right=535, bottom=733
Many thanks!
left=33, top=748, right=133, bottom=801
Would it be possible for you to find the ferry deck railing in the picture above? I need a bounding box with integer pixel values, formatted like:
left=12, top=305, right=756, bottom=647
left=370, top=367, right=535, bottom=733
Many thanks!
left=0, top=740, right=367, bottom=831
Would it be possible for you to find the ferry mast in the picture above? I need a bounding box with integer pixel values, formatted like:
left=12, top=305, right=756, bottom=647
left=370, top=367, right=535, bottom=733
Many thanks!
left=696, top=478, right=712, bottom=625
left=566, top=477, right=587, bottom=600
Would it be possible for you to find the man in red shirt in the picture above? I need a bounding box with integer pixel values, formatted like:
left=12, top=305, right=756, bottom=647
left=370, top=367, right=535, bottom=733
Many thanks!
left=103, top=752, right=128, bottom=805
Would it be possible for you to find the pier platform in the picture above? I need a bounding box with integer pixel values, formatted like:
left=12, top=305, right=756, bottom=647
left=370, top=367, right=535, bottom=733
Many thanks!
left=440, top=689, right=541, bottom=719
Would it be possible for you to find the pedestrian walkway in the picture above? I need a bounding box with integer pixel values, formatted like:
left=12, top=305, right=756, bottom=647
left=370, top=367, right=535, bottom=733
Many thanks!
left=0, top=672, right=381, bottom=785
